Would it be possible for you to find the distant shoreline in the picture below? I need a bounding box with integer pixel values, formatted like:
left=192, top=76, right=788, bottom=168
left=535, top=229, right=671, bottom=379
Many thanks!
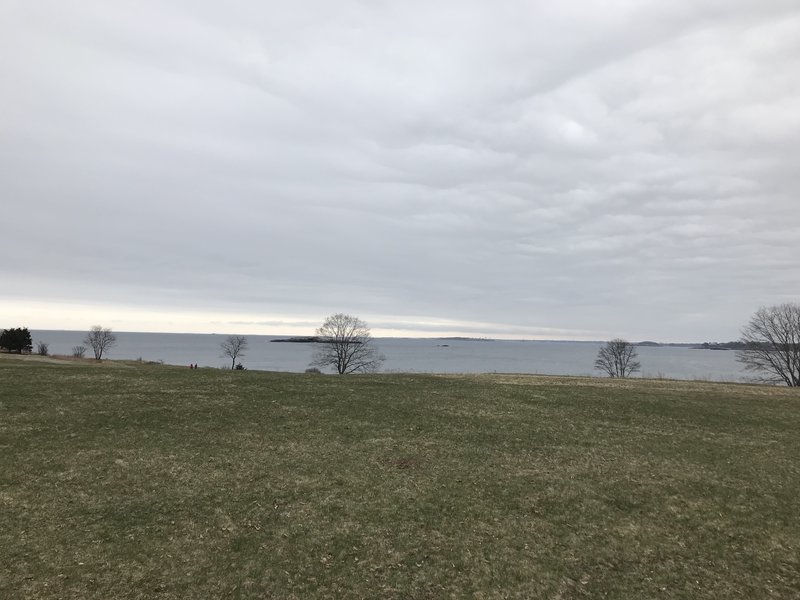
left=27, top=329, right=740, bottom=347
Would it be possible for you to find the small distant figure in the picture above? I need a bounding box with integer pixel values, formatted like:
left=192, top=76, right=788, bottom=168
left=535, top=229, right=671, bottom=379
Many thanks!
left=193, top=363, right=198, bottom=369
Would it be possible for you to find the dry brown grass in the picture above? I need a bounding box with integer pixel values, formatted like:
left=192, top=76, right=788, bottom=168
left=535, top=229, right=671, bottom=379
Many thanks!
left=1, top=359, right=799, bottom=598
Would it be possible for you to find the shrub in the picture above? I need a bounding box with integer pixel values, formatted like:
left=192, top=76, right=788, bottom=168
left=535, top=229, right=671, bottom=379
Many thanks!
left=36, top=342, right=49, bottom=356
left=72, top=345, right=87, bottom=358
left=305, top=367, right=323, bottom=374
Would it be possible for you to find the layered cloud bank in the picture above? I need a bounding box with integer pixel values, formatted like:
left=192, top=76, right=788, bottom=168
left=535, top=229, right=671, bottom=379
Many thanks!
left=2, top=1, right=799, bottom=340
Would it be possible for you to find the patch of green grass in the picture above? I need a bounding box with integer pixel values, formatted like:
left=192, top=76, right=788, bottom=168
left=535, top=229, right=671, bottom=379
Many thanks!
left=1, top=355, right=799, bottom=598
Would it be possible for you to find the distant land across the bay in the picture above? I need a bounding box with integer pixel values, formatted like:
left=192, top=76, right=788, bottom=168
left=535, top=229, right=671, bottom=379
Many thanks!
left=269, top=336, right=743, bottom=350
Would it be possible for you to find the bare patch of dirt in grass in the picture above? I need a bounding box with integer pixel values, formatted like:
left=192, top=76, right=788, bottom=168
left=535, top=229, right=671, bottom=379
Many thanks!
left=380, top=456, right=423, bottom=470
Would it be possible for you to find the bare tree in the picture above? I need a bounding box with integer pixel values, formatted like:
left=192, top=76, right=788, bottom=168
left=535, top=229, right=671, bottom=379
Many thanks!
left=84, top=326, right=116, bottom=360
left=310, top=313, right=385, bottom=374
left=220, top=335, right=248, bottom=370
left=595, top=338, right=641, bottom=378
left=36, top=341, right=49, bottom=356
left=737, top=303, right=800, bottom=386
left=72, top=345, right=87, bottom=358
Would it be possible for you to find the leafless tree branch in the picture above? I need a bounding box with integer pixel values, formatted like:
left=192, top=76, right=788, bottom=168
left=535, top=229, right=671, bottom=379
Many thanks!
left=310, top=313, right=385, bottom=374
left=83, top=326, right=116, bottom=360
left=595, top=338, right=641, bottom=378
left=220, top=335, right=248, bottom=370
left=737, top=303, right=800, bottom=386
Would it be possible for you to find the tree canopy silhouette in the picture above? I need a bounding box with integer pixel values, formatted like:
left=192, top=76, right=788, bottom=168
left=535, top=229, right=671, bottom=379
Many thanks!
left=737, top=303, right=800, bottom=386
left=595, top=338, right=641, bottom=378
left=0, top=327, right=32, bottom=353
left=310, top=313, right=384, bottom=374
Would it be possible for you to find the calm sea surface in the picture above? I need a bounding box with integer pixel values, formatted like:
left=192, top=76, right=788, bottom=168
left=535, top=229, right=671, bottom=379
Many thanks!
left=31, top=330, right=748, bottom=382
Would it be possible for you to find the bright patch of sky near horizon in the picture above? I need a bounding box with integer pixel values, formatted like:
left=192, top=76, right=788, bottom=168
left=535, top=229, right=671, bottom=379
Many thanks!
left=1, top=0, right=799, bottom=341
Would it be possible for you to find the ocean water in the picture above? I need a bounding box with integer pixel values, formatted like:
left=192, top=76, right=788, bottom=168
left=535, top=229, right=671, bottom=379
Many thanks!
left=30, top=330, right=748, bottom=382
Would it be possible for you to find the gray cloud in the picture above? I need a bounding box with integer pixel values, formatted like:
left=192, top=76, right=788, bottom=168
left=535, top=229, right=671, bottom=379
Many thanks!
left=2, top=0, right=799, bottom=341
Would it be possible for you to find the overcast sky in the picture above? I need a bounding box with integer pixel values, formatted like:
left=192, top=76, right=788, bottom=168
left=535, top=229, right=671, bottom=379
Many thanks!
left=2, top=0, right=799, bottom=341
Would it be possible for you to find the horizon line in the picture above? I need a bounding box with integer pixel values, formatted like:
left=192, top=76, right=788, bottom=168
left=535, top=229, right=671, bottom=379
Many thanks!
left=24, top=327, right=730, bottom=346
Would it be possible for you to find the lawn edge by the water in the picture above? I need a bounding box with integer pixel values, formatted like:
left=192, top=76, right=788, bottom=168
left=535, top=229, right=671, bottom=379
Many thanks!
left=0, top=351, right=767, bottom=389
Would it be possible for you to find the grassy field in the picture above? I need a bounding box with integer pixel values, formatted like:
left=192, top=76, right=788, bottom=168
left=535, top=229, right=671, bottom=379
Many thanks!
left=1, top=355, right=799, bottom=599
